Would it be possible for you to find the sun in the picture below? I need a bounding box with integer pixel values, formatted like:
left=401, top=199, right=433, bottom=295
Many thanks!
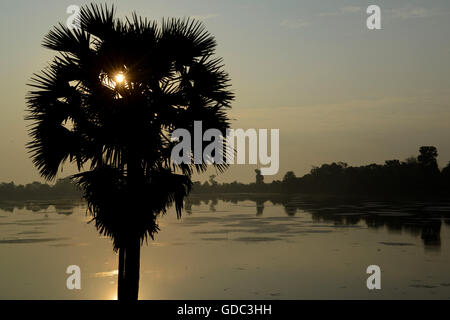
left=115, top=73, right=125, bottom=83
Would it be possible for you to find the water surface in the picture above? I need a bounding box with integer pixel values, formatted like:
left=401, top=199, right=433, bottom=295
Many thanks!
left=1, top=196, right=450, bottom=299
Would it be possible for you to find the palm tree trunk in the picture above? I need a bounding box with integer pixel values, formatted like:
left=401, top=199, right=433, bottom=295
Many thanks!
left=116, top=152, right=142, bottom=301
left=117, top=237, right=141, bottom=301
left=124, top=236, right=141, bottom=300
left=117, top=246, right=125, bottom=300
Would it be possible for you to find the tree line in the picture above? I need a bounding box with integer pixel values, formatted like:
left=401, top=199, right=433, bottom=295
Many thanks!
left=191, top=146, right=450, bottom=198
left=1, top=146, right=449, bottom=200
left=0, top=178, right=81, bottom=200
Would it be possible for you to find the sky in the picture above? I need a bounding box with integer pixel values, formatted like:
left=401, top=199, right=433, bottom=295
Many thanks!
left=1, top=0, right=450, bottom=184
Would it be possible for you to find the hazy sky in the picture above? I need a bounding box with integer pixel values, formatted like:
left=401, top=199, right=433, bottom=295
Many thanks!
left=1, top=0, right=450, bottom=184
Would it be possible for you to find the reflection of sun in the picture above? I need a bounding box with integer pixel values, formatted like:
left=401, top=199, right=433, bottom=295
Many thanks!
left=107, top=290, right=118, bottom=300
left=115, top=73, right=125, bottom=83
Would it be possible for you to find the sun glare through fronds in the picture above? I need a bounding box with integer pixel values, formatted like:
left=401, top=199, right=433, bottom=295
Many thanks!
left=115, top=73, right=125, bottom=83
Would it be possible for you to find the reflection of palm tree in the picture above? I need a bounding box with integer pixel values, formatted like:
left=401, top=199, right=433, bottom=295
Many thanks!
left=421, top=220, right=441, bottom=248
left=209, top=198, right=218, bottom=212
left=26, top=4, right=233, bottom=300
left=256, top=199, right=265, bottom=215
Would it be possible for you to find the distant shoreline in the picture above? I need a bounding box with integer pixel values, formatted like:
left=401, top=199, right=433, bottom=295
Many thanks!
left=1, top=192, right=449, bottom=203
left=2, top=146, right=450, bottom=202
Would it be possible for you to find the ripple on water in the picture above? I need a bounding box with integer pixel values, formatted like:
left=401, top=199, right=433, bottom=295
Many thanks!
left=234, top=236, right=283, bottom=242
left=379, top=242, right=415, bottom=246
left=0, top=237, right=68, bottom=244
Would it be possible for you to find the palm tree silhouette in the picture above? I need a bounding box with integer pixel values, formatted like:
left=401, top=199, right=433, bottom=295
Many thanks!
left=26, top=4, right=233, bottom=300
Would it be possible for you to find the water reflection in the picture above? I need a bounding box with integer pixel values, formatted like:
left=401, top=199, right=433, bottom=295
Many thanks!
left=186, top=194, right=450, bottom=251
left=0, top=200, right=80, bottom=247
left=0, top=200, right=78, bottom=214
left=2, top=196, right=449, bottom=252
left=1, top=196, right=450, bottom=299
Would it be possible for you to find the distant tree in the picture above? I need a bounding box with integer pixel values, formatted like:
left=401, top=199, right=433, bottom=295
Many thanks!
left=442, top=162, right=450, bottom=177
left=209, top=175, right=218, bottom=187
left=255, top=169, right=264, bottom=185
left=418, top=146, right=439, bottom=171
left=283, top=171, right=296, bottom=182
left=404, top=156, right=418, bottom=165
left=385, top=160, right=401, bottom=167
left=442, top=162, right=450, bottom=190
left=282, top=171, right=297, bottom=193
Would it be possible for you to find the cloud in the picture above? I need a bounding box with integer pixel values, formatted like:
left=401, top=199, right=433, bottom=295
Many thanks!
left=341, top=6, right=362, bottom=14
left=317, top=5, right=449, bottom=20
left=319, top=6, right=362, bottom=17
left=190, top=13, right=219, bottom=21
left=280, top=18, right=310, bottom=29
left=388, top=7, right=449, bottom=19
left=317, top=5, right=450, bottom=20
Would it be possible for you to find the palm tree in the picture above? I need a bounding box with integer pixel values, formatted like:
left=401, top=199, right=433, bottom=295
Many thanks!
left=26, top=4, right=233, bottom=300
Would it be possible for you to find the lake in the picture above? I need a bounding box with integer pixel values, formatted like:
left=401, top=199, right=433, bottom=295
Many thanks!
left=1, top=195, right=450, bottom=299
